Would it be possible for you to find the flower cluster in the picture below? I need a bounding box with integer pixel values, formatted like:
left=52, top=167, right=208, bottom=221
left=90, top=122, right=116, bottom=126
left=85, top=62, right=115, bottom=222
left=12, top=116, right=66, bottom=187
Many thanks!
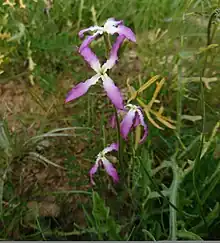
left=66, top=18, right=148, bottom=185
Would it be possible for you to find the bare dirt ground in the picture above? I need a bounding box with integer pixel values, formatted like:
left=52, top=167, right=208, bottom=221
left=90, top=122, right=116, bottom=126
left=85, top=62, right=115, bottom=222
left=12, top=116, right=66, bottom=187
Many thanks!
left=0, top=78, right=91, bottom=231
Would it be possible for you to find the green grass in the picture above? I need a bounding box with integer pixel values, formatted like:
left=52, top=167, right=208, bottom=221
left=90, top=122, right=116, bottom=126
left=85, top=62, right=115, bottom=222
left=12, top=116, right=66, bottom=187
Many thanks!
left=0, top=0, right=220, bottom=240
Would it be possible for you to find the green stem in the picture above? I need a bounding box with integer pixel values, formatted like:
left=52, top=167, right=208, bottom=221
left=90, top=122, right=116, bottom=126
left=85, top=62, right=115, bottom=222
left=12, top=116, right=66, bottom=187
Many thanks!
left=176, top=59, right=183, bottom=146
left=191, top=9, right=217, bottom=232
left=114, top=107, right=124, bottom=179
left=204, top=9, right=219, bottom=76
left=103, top=33, right=111, bottom=58
left=207, top=11, right=218, bottom=46
left=103, top=33, right=124, bottom=180
left=102, top=123, right=106, bottom=148
left=169, top=162, right=180, bottom=240
left=139, top=158, right=189, bottom=218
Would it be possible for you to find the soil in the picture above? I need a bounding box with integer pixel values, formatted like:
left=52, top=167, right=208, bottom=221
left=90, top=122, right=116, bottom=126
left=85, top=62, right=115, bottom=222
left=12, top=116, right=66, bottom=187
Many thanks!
left=0, top=77, right=92, bottom=232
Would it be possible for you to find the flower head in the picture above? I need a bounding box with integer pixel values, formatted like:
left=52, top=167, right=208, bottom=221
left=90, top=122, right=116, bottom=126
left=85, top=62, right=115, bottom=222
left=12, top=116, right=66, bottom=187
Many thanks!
left=111, top=104, right=148, bottom=143
left=65, top=35, right=125, bottom=109
left=89, top=143, right=119, bottom=185
left=78, top=17, right=136, bottom=52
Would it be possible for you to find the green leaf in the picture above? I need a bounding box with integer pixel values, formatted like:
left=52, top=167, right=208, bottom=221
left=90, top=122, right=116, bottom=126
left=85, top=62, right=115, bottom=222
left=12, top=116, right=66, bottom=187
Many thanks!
left=92, top=191, right=121, bottom=240
left=177, top=230, right=203, bottom=240
left=181, top=115, right=202, bottom=122
left=7, top=23, right=25, bottom=43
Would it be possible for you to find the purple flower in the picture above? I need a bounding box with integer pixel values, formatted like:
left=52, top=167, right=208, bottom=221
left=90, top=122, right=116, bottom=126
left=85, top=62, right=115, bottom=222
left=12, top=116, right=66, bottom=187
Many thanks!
left=111, top=104, right=148, bottom=143
left=65, top=35, right=125, bottom=110
left=78, top=17, right=136, bottom=52
left=89, top=143, right=119, bottom=185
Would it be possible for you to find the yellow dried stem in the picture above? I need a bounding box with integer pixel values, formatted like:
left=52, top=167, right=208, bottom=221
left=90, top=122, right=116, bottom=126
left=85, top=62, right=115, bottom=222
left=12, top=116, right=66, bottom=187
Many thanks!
left=145, top=108, right=164, bottom=130
left=135, top=125, right=141, bottom=150
left=136, top=97, right=147, bottom=109
left=127, top=75, right=176, bottom=130
left=201, top=121, right=220, bottom=159
left=158, top=106, right=164, bottom=115
left=137, top=98, right=164, bottom=130
left=183, top=77, right=218, bottom=90
left=137, top=75, right=160, bottom=93
left=138, top=74, right=142, bottom=88
left=150, top=109, right=176, bottom=124
left=147, top=105, right=176, bottom=129
left=29, top=74, right=35, bottom=86
left=27, top=42, right=36, bottom=72
left=197, top=44, right=218, bottom=54
left=154, top=114, right=176, bottom=129
left=3, top=0, right=15, bottom=7
left=0, top=55, right=4, bottom=74
left=147, top=78, right=165, bottom=109
left=126, top=78, right=138, bottom=102
left=91, top=5, right=98, bottom=26
left=0, top=33, right=11, bottom=40
left=18, top=0, right=26, bottom=8
left=154, top=29, right=168, bottom=43
left=0, top=55, right=4, bottom=64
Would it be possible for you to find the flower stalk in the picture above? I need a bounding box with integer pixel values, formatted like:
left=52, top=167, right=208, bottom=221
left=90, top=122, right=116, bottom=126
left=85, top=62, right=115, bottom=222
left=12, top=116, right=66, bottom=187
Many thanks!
left=65, top=18, right=148, bottom=185
left=103, top=31, right=124, bottom=180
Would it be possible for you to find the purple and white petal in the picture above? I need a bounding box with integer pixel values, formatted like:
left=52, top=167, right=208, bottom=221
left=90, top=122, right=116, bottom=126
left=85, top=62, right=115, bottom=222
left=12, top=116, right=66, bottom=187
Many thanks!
left=105, top=18, right=123, bottom=26
left=89, top=159, right=100, bottom=185
left=116, top=25, right=136, bottom=42
left=136, top=108, right=148, bottom=143
left=120, top=109, right=136, bottom=140
left=102, top=74, right=124, bottom=110
left=79, top=46, right=101, bottom=72
left=133, top=113, right=141, bottom=127
left=102, top=158, right=119, bottom=183
left=79, top=32, right=100, bottom=52
left=103, top=143, right=119, bottom=154
left=104, top=18, right=123, bottom=34
left=78, top=26, right=102, bottom=38
left=65, top=74, right=100, bottom=103
left=102, top=35, right=125, bottom=71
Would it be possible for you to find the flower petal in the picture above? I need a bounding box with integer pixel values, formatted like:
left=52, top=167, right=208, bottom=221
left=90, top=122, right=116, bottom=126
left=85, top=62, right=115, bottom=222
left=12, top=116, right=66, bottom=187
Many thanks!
left=136, top=108, right=148, bottom=143
left=65, top=74, right=100, bottom=103
left=102, top=35, right=125, bottom=71
left=79, top=32, right=100, bottom=53
left=78, top=26, right=102, bottom=38
left=120, top=109, right=136, bottom=140
left=89, top=159, right=100, bottom=185
left=104, top=18, right=123, bottom=34
left=106, top=18, right=123, bottom=26
left=102, top=74, right=124, bottom=110
left=133, top=113, right=141, bottom=127
left=102, top=158, right=119, bottom=183
left=117, top=25, right=136, bottom=42
left=79, top=46, right=101, bottom=72
left=103, top=143, right=119, bottom=154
